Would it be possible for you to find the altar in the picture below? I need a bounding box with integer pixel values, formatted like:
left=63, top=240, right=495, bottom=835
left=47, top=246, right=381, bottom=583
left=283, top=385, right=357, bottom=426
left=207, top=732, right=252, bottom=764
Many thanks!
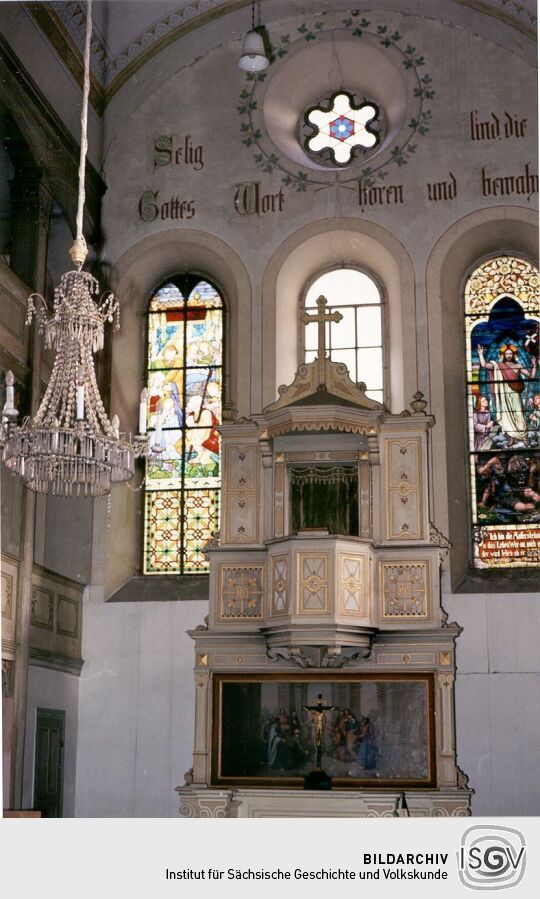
left=177, top=298, right=471, bottom=817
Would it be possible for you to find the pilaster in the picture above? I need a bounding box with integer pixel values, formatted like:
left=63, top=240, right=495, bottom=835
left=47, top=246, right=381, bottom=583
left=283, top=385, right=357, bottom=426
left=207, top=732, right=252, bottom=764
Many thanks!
left=8, top=178, right=52, bottom=810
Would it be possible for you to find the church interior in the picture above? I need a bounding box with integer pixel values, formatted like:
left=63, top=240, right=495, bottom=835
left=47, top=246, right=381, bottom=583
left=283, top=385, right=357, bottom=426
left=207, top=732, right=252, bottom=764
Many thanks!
left=0, top=0, right=538, bottom=818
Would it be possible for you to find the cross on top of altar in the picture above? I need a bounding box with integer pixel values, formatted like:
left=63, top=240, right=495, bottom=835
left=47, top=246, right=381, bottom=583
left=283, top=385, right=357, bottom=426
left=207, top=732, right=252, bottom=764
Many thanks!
left=302, top=295, right=343, bottom=385
left=264, top=292, right=380, bottom=411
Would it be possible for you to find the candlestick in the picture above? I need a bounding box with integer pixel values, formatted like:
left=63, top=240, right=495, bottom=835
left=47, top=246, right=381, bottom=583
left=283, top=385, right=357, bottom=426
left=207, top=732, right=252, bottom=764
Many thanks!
left=139, top=388, right=148, bottom=435
left=76, top=365, right=85, bottom=420
left=152, top=399, right=164, bottom=450
left=52, top=418, right=59, bottom=452
left=3, top=370, right=18, bottom=419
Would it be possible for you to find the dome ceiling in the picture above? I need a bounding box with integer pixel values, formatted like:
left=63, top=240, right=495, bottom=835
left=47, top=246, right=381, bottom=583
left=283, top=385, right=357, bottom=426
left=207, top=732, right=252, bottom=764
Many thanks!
left=27, top=0, right=537, bottom=109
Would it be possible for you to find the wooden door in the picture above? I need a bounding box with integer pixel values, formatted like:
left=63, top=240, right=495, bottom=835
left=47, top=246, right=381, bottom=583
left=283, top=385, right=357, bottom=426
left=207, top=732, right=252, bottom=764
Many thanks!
left=34, top=709, right=65, bottom=818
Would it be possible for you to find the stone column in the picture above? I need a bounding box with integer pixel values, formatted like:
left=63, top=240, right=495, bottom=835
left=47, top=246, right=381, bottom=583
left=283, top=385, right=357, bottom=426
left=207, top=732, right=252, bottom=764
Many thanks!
left=9, top=177, right=52, bottom=810
left=192, top=671, right=210, bottom=784
left=274, top=458, right=285, bottom=537
left=359, top=454, right=371, bottom=537
left=437, top=672, right=457, bottom=787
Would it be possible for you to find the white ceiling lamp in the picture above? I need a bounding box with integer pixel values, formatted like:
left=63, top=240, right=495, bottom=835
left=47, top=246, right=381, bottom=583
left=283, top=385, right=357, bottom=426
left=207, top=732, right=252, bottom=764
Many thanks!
left=239, top=0, right=269, bottom=72
left=2, top=0, right=158, bottom=496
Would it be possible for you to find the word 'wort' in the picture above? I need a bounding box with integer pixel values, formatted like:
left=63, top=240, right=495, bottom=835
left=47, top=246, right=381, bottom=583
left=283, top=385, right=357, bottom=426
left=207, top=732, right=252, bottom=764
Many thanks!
left=234, top=181, right=285, bottom=216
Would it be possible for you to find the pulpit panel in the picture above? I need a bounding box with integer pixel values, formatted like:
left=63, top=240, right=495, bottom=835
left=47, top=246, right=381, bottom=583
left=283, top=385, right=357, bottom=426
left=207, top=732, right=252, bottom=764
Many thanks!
left=218, top=564, right=265, bottom=621
left=384, top=437, right=425, bottom=541
left=222, top=445, right=260, bottom=544
left=338, top=553, right=367, bottom=617
left=297, top=553, right=330, bottom=614
left=380, top=561, right=429, bottom=620
left=270, top=555, right=289, bottom=617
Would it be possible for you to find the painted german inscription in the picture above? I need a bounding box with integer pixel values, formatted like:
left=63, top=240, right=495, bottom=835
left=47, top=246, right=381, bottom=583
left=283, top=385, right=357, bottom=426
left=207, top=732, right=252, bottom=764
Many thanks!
left=481, top=163, right=538, bottom=201
left=138, top=190, right=195, bottom=222
left=154, top=134, right=204, bottom=170
left=427, top=172, right=457, bottom=202
left=469, top=110, right=528, bottom=142
left=234, top=182, right=285, bottom=216
left=358, top=180, right=404, bottom=211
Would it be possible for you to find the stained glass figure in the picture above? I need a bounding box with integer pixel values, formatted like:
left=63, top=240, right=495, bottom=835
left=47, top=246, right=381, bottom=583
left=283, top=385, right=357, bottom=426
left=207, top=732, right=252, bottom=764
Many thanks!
left=144, top=277, right=223, bottom=574
left=465, top=256, right=540, bottom=569
left=305, top=91, right=380, bottom=166
left=303, top=268, right=384, bottom=404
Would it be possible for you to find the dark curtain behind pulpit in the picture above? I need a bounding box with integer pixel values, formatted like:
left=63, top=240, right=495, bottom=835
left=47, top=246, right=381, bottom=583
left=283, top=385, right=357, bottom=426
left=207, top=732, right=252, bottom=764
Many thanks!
left=290, top=466, right=358, bottom=535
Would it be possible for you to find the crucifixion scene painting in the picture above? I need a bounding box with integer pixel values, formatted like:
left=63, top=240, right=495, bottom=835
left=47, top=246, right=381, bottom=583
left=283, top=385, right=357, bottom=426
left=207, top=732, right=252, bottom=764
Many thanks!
left=216, top=678, right=432, bottom=786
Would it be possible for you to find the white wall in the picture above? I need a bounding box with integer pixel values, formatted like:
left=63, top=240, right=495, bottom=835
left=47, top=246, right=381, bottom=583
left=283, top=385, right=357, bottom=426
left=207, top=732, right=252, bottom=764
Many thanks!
left=446, top=593, right=540, bottom=815
left=75, top=589, right=207, bottom=817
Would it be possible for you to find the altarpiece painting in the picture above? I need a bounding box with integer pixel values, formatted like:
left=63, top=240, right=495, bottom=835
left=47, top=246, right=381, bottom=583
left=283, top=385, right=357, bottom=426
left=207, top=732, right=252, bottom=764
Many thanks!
left=213, top=674, right=435, bottom=788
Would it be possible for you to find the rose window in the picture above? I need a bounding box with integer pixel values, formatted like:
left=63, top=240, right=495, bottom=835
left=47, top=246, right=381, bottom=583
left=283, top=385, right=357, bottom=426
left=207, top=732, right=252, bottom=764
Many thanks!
left=305, top=91, right=380, bottom=166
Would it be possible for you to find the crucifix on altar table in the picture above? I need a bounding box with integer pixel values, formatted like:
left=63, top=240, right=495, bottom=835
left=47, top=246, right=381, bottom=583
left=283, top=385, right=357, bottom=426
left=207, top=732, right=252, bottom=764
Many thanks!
left=302, top=295, right=343, bottom=385
left=302, top=693, right=338, bottom=790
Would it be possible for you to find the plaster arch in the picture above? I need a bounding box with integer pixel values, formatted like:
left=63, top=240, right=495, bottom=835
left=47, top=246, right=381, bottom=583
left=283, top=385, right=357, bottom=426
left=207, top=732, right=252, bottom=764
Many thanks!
left=261, top=218, right=416, bottom=413
left=103, top=228, right=252, bottom=595
left=425, top=206, right=538, bottom=591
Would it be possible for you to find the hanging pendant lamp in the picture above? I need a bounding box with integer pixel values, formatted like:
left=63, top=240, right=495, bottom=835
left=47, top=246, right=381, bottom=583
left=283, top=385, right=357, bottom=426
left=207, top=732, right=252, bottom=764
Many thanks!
left=239, top=0, right=269, bottom=72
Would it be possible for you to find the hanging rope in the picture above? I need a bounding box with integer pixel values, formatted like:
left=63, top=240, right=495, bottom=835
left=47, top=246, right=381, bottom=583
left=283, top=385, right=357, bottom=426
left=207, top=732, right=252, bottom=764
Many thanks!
left=69, top=0, right=92, bottom=269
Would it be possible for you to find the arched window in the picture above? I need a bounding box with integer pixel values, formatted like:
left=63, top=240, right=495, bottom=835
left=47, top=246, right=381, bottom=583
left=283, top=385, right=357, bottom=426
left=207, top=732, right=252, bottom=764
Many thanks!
left=302, top=267, right=384, bottom=404
left=465, top=256, right=539, bottom=569
left=143, top=276, right=223, bottom=575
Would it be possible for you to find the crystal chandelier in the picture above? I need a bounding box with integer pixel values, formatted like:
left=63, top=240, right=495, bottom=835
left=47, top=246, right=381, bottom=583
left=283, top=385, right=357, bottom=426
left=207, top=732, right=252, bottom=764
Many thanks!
left=2, top=1, right=154, bottom=496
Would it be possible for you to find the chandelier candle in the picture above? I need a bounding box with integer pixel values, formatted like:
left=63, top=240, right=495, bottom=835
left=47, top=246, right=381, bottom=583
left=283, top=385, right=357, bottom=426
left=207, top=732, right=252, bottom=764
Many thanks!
left=76, top=365, right=85, bottom=420
left=139, top=389, right=148, bottom=436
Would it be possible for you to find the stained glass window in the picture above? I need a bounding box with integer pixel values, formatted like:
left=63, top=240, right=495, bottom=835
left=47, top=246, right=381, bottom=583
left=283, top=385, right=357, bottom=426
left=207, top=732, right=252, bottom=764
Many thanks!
left=143, top=276, right=223, bottom=574
left=303, top=268, right=384, bottom=404
left=465, top=256, right=540, bottom=569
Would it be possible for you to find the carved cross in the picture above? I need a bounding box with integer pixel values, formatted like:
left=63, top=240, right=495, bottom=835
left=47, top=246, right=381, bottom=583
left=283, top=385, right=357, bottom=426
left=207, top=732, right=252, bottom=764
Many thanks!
left=302, top=693, right=338, bottom=769
left=302, top=295, right=343, bottom=384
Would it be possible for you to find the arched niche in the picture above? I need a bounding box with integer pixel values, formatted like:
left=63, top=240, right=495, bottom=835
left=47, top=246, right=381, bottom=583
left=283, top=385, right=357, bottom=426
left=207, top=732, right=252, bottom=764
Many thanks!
left=103, top=229, right=252, bottom=596
left=426, top=206, right=538, bottom=591
left=261, top=218, right=415, bottom=413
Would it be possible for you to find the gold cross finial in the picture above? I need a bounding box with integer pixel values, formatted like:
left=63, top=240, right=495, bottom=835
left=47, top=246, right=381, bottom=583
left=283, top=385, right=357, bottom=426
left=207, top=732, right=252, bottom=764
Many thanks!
left=302, top=296, right=343, bottom=385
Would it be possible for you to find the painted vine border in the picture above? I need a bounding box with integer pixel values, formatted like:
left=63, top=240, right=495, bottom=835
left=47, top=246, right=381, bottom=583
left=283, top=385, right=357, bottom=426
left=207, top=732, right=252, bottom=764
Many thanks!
left=237, top=12, right=435, bottom=192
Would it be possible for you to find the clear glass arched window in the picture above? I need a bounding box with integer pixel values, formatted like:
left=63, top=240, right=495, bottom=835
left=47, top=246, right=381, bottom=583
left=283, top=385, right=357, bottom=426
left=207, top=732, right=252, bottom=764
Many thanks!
left=143, top=276, right=223, bottom=574
left=302, top=267, right=384, bottom=404
left=466, top=256, right=539, bottom=569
